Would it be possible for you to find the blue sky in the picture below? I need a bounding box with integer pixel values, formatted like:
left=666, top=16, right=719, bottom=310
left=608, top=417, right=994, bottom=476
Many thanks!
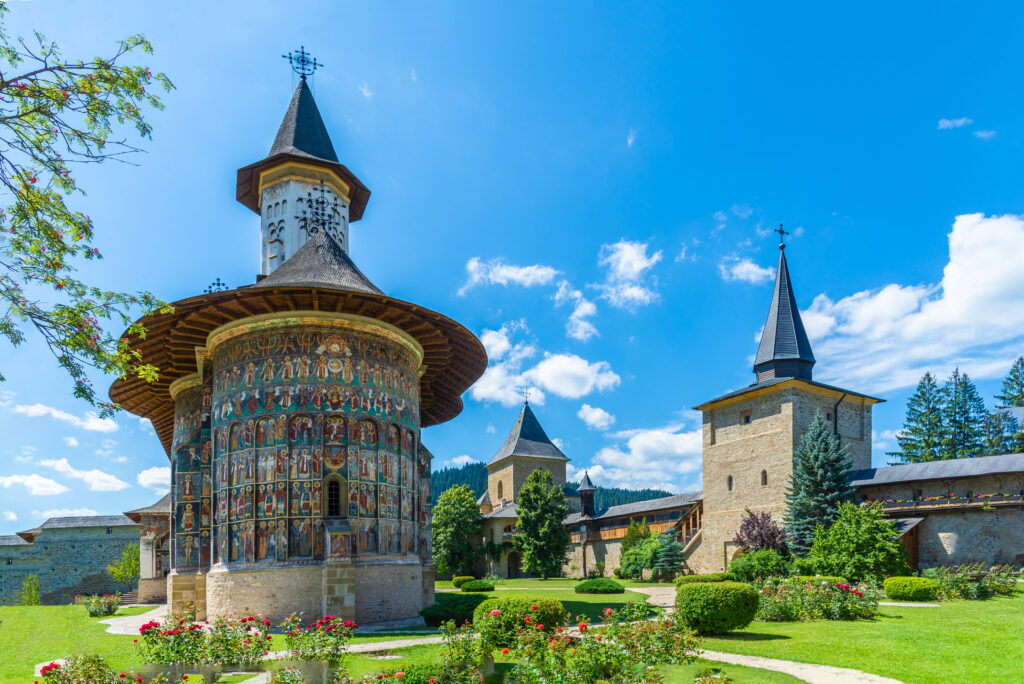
left=2, top=1, right=1024, bottom=533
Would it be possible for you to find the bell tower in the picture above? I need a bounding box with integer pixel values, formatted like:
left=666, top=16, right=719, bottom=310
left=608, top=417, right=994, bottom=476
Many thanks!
left=236, top=48, right=371, bottom=276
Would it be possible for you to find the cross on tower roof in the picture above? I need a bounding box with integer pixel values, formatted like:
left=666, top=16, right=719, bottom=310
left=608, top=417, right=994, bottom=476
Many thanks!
left=775, top=224, right=789, bottom=250
left=522, top=388, right=532, bottom=405
left=283, top=46, right=322, bottom=78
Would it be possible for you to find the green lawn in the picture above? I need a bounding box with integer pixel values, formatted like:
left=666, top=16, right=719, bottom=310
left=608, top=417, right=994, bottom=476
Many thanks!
left=0, top=605, right=152, bottom=684
left=701, top=594, right=1024, bottom=684
left=461, top=587, right=654, bottom=622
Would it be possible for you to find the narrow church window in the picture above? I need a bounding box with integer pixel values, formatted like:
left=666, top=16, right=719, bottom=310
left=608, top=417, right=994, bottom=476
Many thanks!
left=740, top=409, right=752, bottom=425
left=327, top=480, right=341, bottom=517
left=727, top=476, right=733, bottom=492
left=106, top=527, right=112, bottom=534
left=761, top=470, right=768, bottom=486
left=281, top=200, right=287, bottom=215
left=497, top=481, right=504, bottom=499
left=5, top=559, right=11, bottom=565
left=826, top=410, right=833, bottom=421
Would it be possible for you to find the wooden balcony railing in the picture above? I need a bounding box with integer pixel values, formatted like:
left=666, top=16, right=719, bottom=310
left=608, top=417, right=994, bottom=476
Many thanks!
left=869, top=494, right=1024, bottom=513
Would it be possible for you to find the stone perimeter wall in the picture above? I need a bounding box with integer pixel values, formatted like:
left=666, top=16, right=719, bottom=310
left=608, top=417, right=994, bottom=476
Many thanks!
left=0, top=525, right=138, bottom=605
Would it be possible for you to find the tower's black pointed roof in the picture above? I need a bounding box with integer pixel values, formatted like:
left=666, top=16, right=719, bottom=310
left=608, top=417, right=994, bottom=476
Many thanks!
left=269, top=76, right=339, bottom=163
left=753, top=246, right=815, bottom=381
left=578, top=471, right=596, bottom=492
left=487, top=403, right=568, bottom=466
left=253, top=229, right=383, bottom=295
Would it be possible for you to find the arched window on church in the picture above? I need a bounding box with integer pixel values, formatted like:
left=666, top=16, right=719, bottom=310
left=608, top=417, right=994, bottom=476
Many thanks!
left=497, top=481, right=504, bottom=500
left=281, top=199, right=287, bottom=216
left=761, top=470, right=768, bottom=487
left=727, top=475, right=733, bottom=492
left=322, top=475, right=347, bottom=518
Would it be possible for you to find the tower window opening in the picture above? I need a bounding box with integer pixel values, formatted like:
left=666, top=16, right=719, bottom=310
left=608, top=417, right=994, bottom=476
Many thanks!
left=327, top=480, right=341, bottom=517
left=497, top=481, right=504, bottom=500
left=826, top=411, right=833, bottom=421
left=740, top=409, right=752, bottom=425
left=727, top=475, right=733, bottom=492
left=761, top=470, right=768, bottom=486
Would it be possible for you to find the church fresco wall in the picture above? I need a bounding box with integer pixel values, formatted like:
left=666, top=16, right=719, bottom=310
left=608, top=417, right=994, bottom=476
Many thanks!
left=171, top=383, right=211, bottom=573
left=201, top=323, right=424, bottom=572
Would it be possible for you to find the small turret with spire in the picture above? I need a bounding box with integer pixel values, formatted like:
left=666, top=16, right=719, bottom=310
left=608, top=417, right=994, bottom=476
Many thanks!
left=236, top=48, right=370, bottom=276
left=578, top=471, right=596, bottom=518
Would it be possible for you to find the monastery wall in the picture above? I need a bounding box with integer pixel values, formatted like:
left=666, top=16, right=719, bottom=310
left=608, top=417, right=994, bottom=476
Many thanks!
left=915, top=509, right=1024, bottom=566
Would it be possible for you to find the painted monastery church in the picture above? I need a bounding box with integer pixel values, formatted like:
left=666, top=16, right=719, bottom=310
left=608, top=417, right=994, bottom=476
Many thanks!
left=478, top=242, right=1024, bottom=577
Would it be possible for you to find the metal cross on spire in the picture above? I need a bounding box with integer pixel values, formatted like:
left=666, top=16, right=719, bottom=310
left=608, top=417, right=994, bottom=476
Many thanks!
left=522, top=388, right=532, bottom=405
left=295, top=180, right=341, bottom=238
left=282, top=46, right=322, bottom=78
left=775, top=224, right=790, bottom=250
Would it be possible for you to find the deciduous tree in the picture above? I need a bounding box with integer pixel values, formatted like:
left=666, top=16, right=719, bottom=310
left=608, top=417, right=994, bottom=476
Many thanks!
left=431, top=485, right=482, bottom=576
left=0, top=7, right=173, bottom=412
left=808, top=502, right=909, bottom=583
left=784, top=411, right=855, bottom=556
left=733, top=508, right=788, bottom=556
left=514, top=469, right=570, bottom=579
left=107, top=542, right=140, bottom=591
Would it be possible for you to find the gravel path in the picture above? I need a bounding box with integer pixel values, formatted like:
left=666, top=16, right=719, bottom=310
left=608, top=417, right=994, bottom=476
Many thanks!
left=700, top=650, right=904, bottom=683
left=99, top=605, right=168, bottom=635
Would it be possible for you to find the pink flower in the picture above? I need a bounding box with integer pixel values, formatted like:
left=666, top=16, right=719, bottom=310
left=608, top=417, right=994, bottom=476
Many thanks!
left=490, top=608, right=501, bottom=617
left=603, top=607, right=613, bottom=616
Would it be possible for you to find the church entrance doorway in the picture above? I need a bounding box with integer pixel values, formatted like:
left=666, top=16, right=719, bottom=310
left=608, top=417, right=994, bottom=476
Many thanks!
left=507, top=551, right=522, bottom=578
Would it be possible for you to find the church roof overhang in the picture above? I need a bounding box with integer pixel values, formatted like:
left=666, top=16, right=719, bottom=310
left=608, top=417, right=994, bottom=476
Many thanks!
left=109, top=285, right=487, bottom=457
left=694, top=377, right=884, bottom=412
left=850, top=452, right=1024, bottom=488
left=236, top=151, right=370, bottom=221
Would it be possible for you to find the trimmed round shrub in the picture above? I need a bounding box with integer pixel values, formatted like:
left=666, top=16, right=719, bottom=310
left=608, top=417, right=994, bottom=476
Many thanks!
left=451, top=575, right=475, bottom=588
left=675, top=581, right=759, bottom=635
left=473, top=597, right=567, bottom=647
left=418, top=592, right=488, bottom=627
left=460, top=579, right=495, bottom=592
left=574, top=578, right=625, bottom=594
left=884, top=576, right=938, bottom=602
left=791, top=575, right=848, bottom=585
left=675, top=572, right=733, bottom=586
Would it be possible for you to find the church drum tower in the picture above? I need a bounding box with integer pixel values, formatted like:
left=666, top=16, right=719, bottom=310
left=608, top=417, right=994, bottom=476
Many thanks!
left=689, top=238, right=882, bottom=573
left=109, top=59, right=486, bottom=623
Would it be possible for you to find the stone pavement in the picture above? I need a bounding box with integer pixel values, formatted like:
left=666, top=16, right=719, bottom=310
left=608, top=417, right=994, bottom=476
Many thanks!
left=99, top=604, right=168, bottom=635
left=700, top=650, right=904, bottom=683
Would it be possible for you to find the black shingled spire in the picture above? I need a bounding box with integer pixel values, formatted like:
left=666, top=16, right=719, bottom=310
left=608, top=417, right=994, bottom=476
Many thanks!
left=254, top=229, right=383, bottom=294
left=753, top=245, right=816, bottom=382
left=269, top=77, right=339, bottom=163
left=578, top=471, right=596, bottom=491
left=487, top=403, right=568, bottom=466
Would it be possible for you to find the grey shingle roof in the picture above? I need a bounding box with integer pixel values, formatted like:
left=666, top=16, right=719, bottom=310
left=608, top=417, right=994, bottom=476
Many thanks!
left=695, top=376, right=882, bottom=410
left=850, top=453, right=1024, bottom=488
left=487, top=403, right=567, bottom=467
left=483, top=502, right=518, bottom=519
left=124, top=493, right=171, bottom=518
left=577, top=472, right=596, bottom=492
left=253, top=230, right=384, bottom=294
left=892, top=517, right=924, bottom=535
left=40, top=515, right=137, bottom=530
left=477, top=491, right=492, bottom=506
left=0, top=534, right=29, bottom=546
left=565, top=491, right=703, bottom=524
left=753, top=247, right=815, bottom=381
left=269, top=77, right=339, bottom=163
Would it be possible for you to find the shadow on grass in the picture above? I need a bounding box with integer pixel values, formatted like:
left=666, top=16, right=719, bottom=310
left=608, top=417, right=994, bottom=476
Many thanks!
left=711, top=632, right=791, bottom=642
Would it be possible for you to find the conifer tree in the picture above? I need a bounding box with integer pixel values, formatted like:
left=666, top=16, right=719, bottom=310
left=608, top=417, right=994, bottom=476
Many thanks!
left=888, top=372, right=945, bottom=464
left=939, top=369, right=989, bottom=460
left=994, top=356, right=1024, bottom=453
left=651, top=531, right=687, bottom=579
left=515, top=469, right=571, bottom=579
left=784, top=411, right=855, bottom=556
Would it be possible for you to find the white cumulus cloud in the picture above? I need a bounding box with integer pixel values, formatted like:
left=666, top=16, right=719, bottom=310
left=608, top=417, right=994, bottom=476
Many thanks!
left=137, top=466, right=171, bottom=494
left=974, top=130, right=997, bottom=140
left=579, top=418, right=703, bottom=492
left=458, top=257, right=560, bottom=296
left=554, top=280, right=599, bottom=341
left=577, top=404, right=615, bottom=431
left=0, top=474, right=68, bottom=495
left=445, top=455, right=479, bottom=468
left=13, top=403, right=117, bottom=433
left=40, top=458, right=129, bottom=492
left=63, top=437, right=79, bottom=448
left=627, top=129, right=637, bottom=147
left=806, top=213, right=1024, bottom=394
left=358, top=81, right=374, bottom=98
left=937, top=117, right=973, bottom=130
left=2, top=511, right=16, bottom=521
left=593, top=240, right=663, bottom=310
left=524, top=354, right=620, bottom=399
left=718, top=256, right=776, bottom=285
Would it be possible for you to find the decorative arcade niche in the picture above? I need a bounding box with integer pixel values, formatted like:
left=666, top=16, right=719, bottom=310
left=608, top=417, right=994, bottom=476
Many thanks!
left=205, top=322, right=427, bottom=569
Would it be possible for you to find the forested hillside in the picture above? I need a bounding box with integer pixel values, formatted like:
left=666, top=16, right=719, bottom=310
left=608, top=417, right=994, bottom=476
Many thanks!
left=429, top=462, right=673, bottom=509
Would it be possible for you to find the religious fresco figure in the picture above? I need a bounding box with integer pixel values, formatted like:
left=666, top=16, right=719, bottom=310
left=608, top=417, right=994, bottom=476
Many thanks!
left=229, top=524, right=240, bottom=562
left=276, top=482, right=287, bottom=516
left=257, top=521, right=268, bottom=560
left=276, top=448, right=288, bottom=478
left=200, top=530, right=211, bottom=567
left=267, top=520, right=277, bottom=559
left=276, top=521, right=287, bottom=560
left=182, top=474, right=196, bottom=501
left=201, top=498, right=211, bottom=527
left=313, top=519, right=324, bottom=558
left=182, top=503, right=196, bottom=533
left=349, top=486, right=359, bottom=517
left=244, top=520, right=255, bottom=562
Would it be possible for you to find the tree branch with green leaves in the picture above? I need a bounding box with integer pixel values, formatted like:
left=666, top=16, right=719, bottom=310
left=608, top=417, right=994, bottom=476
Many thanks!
left=0, top=7, right=174, bottom=414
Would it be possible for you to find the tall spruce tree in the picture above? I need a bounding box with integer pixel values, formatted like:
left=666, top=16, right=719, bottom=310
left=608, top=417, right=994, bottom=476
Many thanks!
left=784, top=411, right=855, bottom=556
left=651, top=531, right=688, bottom=579
left=514, top=469, right=571, bottom=579
left=939, top=369, right=989, bottom=460
left=994, top=356, right=1024, bottom=453
left=888, top=372, right=945, bottom=464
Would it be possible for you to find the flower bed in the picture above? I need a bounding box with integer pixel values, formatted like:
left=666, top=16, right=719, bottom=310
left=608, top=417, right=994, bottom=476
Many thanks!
left=921, top=563, right=1017, bottom=600
left=39, top=655, right=156, bottom=684
left=281, top=614, right=357, bottom=665
left=137, top=613, right=272, bottom=665
left=83, top=594, right=121, bottom=617
left=755, top=578, right=878, bottom=621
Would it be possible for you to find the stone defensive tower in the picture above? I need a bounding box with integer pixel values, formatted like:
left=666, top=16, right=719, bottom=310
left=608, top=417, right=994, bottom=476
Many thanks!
left=110, top=64, right=486, bottom=623
left=689, top=240, right=881, bottom=572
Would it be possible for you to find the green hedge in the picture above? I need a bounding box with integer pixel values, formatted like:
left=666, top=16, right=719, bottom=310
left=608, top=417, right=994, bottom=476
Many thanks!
left=451, top=576, right=475, bottom=588
left=675, top=572, right=734, bottom=586
left=791, top=575, right=848, bottom=585
left=884, top=576, right=939, bottom=602
left=472, top=597, right=567, bottom=647
left=675, top=581, right=759, bottom=635
left=460, top=579, right=495, bottom=592
left=419, top=592, right=488, bottom=627
left=574, top=578, right=625, bottom=594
